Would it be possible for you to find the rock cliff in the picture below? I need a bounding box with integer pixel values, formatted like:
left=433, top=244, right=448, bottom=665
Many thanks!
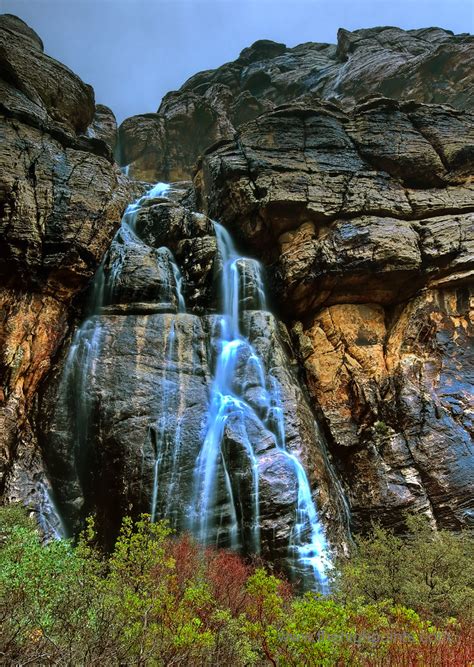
left=0, top=15, right=472, bottom=557
left=0, top=15, right=130, bottom=523
left=195, top=99, right=473, bottom=530
left=40, top=187, right=349, bottom=583
left=117, top=25, right=473, bottom=533
left=118, top=27, right=473, bottom=182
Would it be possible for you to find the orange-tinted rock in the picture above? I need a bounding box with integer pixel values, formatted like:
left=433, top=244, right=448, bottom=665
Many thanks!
left=291, top=290, right=474, bottom=531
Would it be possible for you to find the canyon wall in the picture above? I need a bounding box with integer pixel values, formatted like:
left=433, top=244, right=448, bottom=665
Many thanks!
left=195, top=100, right=473, bottom=531
left=118, top=25, right=473, bottom=533
left=1, top=16, right=472, bottom=547
left=0, top=15, right=131, bottom=521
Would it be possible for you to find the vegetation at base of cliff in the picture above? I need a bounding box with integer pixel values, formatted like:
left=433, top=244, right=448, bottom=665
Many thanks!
left=334, top=514, right=474, bottom=623
left=1, top=506, right=473, bottom=666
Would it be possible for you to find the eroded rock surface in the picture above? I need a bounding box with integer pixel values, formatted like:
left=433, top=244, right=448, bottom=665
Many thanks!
left=1, top=15, right=472, bottom=547
left=293, top=293, right=473, bottom=530
left=118, top=27, right=473, bottom=181
left=195, top=96, right=474, bottom=532
left=0, top=15, right=130, bottom=520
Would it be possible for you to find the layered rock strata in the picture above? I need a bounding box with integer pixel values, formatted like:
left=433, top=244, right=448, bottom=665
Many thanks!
left=195, top=98, right=474, bottom=531
left=1, top=15, right=472, bottom=544
left=0, top=15, right=130, bottom=521
left=118, top=27, right=473, bottom=182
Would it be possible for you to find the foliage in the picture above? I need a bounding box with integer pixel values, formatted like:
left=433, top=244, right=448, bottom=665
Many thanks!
left=1, top=504, right=473, bottom=665
left=333, top=514, right=474, bottom=623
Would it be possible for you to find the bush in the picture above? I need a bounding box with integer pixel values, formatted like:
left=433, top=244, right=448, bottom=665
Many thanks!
left=0, top=505, right=117, bottom=663
left=1, top=504, right=472, bottom=665
left=333, top=514, right=474, bottom=623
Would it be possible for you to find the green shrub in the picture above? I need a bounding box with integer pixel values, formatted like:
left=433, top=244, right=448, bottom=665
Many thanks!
left=1, top=504, right=472, bottom=665
left=332, top=514, right=474, bottom=623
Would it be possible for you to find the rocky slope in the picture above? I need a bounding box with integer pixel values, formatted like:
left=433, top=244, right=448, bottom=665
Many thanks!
left=0, top=15, right=472, bottom=549
left=0, top=15, right=130, bottom=520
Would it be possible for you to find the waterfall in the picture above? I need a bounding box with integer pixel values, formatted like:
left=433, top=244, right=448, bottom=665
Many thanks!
left=150, top=320, right=178, bottom=523
left=37, top=481, right=67, bottom=541
left=192, top=222, right=330, bottom=589
left=149, top=317, right=188, bottom=526
left=48, top=181, right=333, bottom=591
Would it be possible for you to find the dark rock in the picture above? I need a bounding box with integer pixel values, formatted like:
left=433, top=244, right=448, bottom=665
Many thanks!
left=332, top=27, right=473, bottom=109
left=346, top=102, right=446, bottom=187
left=118, top=27, right=473, bottom=181
left=134, top=201, right=217, bottom=310
left=0, top=18, right=131, bottom=513
left=86, top=104, right=118, bottom=151
left=117, top=113, right=166, bottom=180
left=0, top=14, right=44, bottom=51
left=0, top=116, right=128, bottom=293
left=0, top=17, right=95, bottom=133
left=239, top=39, right=287, bottom=64
left=195, top=95, right=473, bottom=534
left=196, top=101, right=473, bottom=312
left=43, top=312, right=211, bottom=540
left=2, top=16, right=473, bottom=554
left=40, top=198, right=348, bottom=560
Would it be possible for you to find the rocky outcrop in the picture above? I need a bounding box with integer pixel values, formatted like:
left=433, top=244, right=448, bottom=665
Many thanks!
left=0, top=15, right=130, bottom=521
left=0, top=14, right=95, bottom=133
left=195, top=97, right=474, bottom=532
left=86, top=104, right=118, bottom=152
left=118, top=27, right=473, bottom=181
left=294, top=291, right=473, bottom=531
left=196, top=99, right=473, bottom=300
left=1, top=15, right=472, bottom=548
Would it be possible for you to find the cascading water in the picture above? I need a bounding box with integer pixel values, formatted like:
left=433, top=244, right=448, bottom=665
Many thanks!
left=50, top=182, right=186, bottom=532
left=48, top=181, right=336, bottom=592
left=149, top=318, right=185, bottom=525
left=37, top=481, right=67, bottom=541
left=192, top=222, right=330, bottom=589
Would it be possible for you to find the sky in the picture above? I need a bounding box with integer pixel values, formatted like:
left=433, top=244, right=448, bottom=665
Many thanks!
left=1, top=0, right=473, bottom=124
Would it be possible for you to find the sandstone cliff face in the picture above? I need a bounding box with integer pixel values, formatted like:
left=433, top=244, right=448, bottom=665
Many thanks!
left=195, top=99, right=473, bottom=531
left=118, top=27, right=473, bottom=182
left=0, top=15, right=130, bottom=521
left=1, top=15, right=472, bottom=548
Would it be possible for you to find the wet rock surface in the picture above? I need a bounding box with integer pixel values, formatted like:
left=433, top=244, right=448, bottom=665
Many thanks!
left=292, top=293, right=473, bottom=531
left=41, top=197, right=348, bottom=570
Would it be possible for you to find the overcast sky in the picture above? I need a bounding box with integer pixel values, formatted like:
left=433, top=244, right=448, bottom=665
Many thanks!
left=1, top=0, right=473, bottom=124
